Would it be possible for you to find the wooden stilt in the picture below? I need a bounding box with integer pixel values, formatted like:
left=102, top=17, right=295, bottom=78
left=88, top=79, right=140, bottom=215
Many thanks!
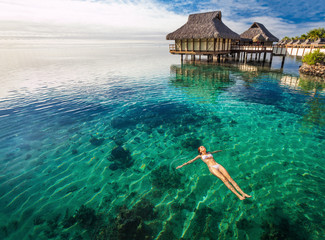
left=263, top=52, right=267, bottom=62
left=281, top=55, right=286, bottom=68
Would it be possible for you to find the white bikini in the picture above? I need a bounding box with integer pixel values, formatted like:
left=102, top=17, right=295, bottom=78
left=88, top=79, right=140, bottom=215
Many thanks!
left=201, top=153, right=213, bottom=160
left=201, top=153, right=220, bottom=170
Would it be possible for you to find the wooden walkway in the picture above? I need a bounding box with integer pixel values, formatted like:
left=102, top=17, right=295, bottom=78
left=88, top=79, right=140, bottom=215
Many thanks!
left=169, top=44, right=287, bottom=68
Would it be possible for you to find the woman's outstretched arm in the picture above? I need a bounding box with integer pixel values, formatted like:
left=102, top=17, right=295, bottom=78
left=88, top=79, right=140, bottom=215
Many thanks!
left=210, top=150, right=222, bottom=154
left=176, top=156, right=200, bottom=169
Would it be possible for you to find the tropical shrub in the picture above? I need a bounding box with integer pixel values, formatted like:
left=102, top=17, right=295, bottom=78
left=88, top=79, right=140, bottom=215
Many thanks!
left=302, top=49, right=325, bottom=65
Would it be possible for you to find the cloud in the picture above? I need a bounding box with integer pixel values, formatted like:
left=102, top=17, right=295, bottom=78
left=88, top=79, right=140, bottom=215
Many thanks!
left=0, top=0, right=187, bottom=40
left=0, top=0, right=323, bottom=41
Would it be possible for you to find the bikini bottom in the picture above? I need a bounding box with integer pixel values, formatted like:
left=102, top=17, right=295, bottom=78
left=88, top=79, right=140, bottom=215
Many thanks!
left=211, top=164, right=220, bottom=170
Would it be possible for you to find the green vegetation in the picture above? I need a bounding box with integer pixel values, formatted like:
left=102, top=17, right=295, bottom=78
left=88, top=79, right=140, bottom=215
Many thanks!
left=302, top=49, right=325, bottom=65
left=282, top=28, right=325, bottom=41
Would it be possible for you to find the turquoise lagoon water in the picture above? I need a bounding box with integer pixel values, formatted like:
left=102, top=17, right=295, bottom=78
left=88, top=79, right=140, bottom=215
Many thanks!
left=0, top=40, right=324, bottom=240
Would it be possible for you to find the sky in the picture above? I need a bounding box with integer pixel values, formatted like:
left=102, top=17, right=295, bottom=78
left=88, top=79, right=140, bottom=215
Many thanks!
left=0, top=0, right=324, bottom=41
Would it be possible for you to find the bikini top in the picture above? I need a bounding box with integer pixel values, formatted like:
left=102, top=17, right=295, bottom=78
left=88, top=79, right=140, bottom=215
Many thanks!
left=201, top=153, right=213, bottom=160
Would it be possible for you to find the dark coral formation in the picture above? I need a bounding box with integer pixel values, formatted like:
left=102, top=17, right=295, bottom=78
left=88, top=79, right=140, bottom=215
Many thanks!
left=71, top=149, right=78, bottom=155
left=115, top=205, right=151, bottom=240
left=133, top=198, right=157, bottom=221
left=30, top=198, right=157, bottom=240
left=110, top=101, right=197, bottom=131
left=109, top=146, right=134, bottom=169
left=260, top=204, right=311, bottom=240
left=150, top=165, right=184, bottom=189
left=30, top=205, right=103, bottom=239
left=62, top=209, right=77, bottom=228
left=89, top=136, right=105, bottom=146
left=182, top=137, right=202, bottom=149
left=109, top=163, right=119, bottom=171
left=33, top=216, right=45, bottom=225
left=95, top=198, right=156, bottom=240
left=74, top=205, right=101, bottom=229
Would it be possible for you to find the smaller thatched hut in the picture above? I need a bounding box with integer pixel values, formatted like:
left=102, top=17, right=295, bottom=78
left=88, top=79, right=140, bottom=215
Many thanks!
left=276, top=39, right=290, bottom=46
left=311, top=38, right=325, bottom=47
left=286, top=40, right=295, bottom=45
left=240, top=22, right=279, bottom=46
left=292, top=39, right=305, bottom=46
left=301, top=39, right=314, bottom=46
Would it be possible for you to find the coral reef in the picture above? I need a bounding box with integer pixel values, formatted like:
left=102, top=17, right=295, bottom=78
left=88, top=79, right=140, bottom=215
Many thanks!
left=109, top=163, right=119, bottom=171
left=89, top=136, right=105, bottom=146
left=62, top=209, right=77, bottom=228
left=33, top=216, right=45, bottom=225
left=109, top=146, right=134, bottom=169
left=95, top=198, right=156, bottom=240
left=150, top=165, right=184, bottom=190
left=74, top=205, right=100, bottom=229
left=182, top=137, right=202, bottom=149
left=260, top=204, right=310, bottom=240
left=71, top=149, right=78, bottom=155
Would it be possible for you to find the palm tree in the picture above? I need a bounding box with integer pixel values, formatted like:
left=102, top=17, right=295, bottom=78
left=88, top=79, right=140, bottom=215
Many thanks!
left=307, top=28, right=325, bottom=40
left=300, top=34, right=307, bottom=39
left=281, top=36, right=290, bottom=41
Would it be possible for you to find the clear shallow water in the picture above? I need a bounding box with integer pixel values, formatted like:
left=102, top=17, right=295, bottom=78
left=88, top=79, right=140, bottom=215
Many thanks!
left=0, top=40, right=324, bottom=240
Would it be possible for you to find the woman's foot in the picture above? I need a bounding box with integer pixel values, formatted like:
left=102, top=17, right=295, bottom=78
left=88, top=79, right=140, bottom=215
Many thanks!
left=243, top=193, right=252, bottom=198
left=238, top=195, right=245, bottom=200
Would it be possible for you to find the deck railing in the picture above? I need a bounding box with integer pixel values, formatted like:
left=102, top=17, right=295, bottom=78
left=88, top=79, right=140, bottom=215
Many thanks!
left=231, top=46, right=272, bottom=51
left=169, top=44, right=275, bottom=52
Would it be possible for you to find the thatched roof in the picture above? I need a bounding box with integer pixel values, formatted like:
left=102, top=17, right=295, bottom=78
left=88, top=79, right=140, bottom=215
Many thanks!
left=166, top=11, right=240, bottom=40
left=281, top=40, right=291, bottom=45
left=293, top=39, right=305, bottom=45
left=276, top=39, right=289, bottom=45
left=291, top=40, right=300, bottom=45
left=311, top=38, right=325, bottom=45
left=253, top=34, right=266, bottom=42
left=240, top=22, right=279, bottom=42
left=301, top=39, right=313, bottom=45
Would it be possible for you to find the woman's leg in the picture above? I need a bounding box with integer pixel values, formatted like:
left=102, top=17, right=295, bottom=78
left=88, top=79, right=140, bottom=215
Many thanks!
left=209, top=167, right=245, bottom=200
left=218, top=165, right=251, bottom=198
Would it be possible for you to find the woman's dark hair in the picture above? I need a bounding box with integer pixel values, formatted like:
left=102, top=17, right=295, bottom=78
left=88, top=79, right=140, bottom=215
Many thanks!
left=198, top=147, right=201, bottom=154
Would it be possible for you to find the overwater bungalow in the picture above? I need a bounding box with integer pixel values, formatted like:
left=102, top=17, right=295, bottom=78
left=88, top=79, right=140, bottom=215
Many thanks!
left=311, top=38, right=325, bottom=47
left=286, top=40, right=295, bottom=45
left=276, top=39, right=290, bottom=46
left=166, top=11, right=240, bottom=60
left=166, top=11, right=285, bottom=65
left=240, top=22, right=279, bottom=46
left=292, top=39, right=305, bottom=46
left=284, top=38, right=325, bottom=56
left=301, top=39, right=313, bottom=46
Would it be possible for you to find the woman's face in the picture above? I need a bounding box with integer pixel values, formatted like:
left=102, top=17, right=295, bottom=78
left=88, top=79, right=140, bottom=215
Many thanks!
left=199, top=146, right=206, bottom=154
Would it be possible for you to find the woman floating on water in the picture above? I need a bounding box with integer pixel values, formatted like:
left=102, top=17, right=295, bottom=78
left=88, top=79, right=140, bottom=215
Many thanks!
left=176, top=146, right=251, bottom=200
